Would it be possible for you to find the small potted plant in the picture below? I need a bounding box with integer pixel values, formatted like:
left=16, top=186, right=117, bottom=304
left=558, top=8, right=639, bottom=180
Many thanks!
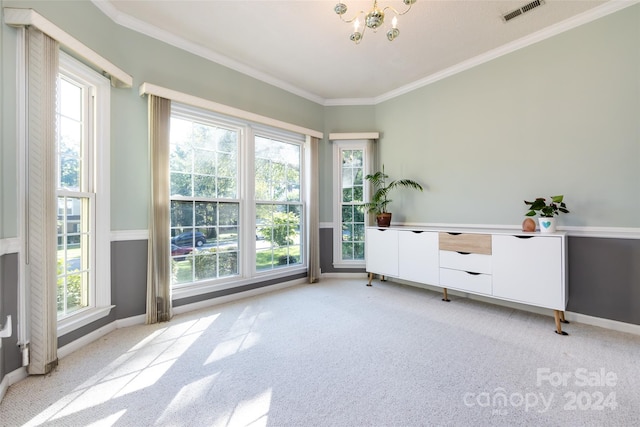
left=524, top=195, right=569, bottom=233
left=364, top=165, right=424, bottom=227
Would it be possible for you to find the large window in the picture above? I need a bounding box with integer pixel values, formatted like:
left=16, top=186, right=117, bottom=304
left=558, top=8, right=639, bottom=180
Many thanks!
left=169, top=105, right=306, bottom=291
left=55, top=52, right=110, bottom=325
left=333, top=140, right=372, bottom=267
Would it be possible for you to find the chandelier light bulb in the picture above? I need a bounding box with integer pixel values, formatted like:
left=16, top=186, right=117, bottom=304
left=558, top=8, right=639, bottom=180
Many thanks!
left=392, top=16, right=398, bottom=29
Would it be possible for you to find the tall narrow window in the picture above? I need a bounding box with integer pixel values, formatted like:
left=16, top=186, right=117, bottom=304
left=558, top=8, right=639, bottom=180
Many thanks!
left=169, top=110, right=240, bottom=286
left=56, top=75, right=91, bottom=316
left=255, top=134, right=304, bottom=271
left=340, top=149, right=366, bottom=261
left=55, top=52, right=110, bottom=324
left=333, top=140, right=371, bottom=268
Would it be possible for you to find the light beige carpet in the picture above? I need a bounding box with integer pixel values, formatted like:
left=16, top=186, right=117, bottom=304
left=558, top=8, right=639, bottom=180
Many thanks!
left=1, top=278, right=639, bottom=426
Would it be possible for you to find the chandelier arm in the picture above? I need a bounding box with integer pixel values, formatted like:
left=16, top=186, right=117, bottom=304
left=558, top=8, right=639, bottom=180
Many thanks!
left=337, top=9, right=365, bottom=24
left=382, top=2, right=414, bottom=16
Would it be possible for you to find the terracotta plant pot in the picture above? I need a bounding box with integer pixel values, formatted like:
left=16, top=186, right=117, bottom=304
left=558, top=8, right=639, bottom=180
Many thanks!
left=376, top=212, right=392, bottom=227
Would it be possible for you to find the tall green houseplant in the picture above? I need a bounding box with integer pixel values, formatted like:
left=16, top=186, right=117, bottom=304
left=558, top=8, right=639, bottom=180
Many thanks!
left=364, top=165, right=424, bottom=227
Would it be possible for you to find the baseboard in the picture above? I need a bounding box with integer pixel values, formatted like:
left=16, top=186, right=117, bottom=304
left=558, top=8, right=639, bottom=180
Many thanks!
left=321, top=272, right=368, bottom=279
left=381, top=277, right=640, bottom=337
left=0, top=367, right=27, bottom=402
left=115, top=314, right=146, bottom=329
left=172, top=277, right=308, bottom=315
left=58, top=322, right=117, bottom=359
left=564, top=311, right=640, bottom=336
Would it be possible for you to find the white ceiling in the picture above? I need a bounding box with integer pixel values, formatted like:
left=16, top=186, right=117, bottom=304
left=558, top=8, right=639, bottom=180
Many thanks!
left=94, top=0, right=625, bottom=105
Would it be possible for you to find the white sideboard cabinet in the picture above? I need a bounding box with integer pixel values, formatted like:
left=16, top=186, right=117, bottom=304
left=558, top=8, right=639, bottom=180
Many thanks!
left=399, top=230, right=439, bottom=286
left=365, top=228, right=439, bottom=285
left=365, top=228, right=399, bottom=278
left=365, top=227, right=569, bottom=335
left=492, top=234, right=566, bottom=311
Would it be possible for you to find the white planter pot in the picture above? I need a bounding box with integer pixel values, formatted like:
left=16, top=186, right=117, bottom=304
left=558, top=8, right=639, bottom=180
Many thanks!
left=538, top=217, right=557, bottom=233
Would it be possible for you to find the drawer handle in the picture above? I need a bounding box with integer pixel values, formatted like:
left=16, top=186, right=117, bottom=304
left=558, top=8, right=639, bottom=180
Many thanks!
left=514, top=235, right=534, bottom=239
left=411, top=230, right=424, bottom=234
left=448, top=232, right=461, bottom=236
left=457, top=251, right=471, bottom=255
left=377, top=228, right=388, bottom=231
left=465, top=271, right=481, bottom=276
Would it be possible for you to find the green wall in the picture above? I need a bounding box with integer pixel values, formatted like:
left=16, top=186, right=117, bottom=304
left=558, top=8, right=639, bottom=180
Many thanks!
left=2, top=1, right=639, bottom=234
left=0, top=0, right=325, bottom=235
left=320, top=105, right=377, bottom=222
left=374, top=5, right=640, bottom=228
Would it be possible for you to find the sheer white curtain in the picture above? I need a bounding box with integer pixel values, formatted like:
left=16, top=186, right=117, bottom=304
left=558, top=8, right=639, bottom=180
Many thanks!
left=146, top=95, right=172, bottom=323
left=25, top=27, right=59, bottom=374
left=307, top=136, right=321, bottom=283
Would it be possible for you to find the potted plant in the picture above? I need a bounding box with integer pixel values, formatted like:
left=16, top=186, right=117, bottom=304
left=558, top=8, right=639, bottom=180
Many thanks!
left=524, top=195, right=569, bottom=233
left=364, top=165, right=424, bottom=227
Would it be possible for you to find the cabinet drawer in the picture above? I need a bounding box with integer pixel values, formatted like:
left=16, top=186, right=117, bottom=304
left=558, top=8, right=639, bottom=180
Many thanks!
left=439, top=250, right=491, bottom=274
left=439, top=232, right=491, bottom=255
left=440, top=268, right=492, bottom=295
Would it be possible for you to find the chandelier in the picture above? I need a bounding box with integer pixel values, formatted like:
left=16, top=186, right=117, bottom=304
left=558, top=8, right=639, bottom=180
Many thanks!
left=334, top=0, right=417, bottom=44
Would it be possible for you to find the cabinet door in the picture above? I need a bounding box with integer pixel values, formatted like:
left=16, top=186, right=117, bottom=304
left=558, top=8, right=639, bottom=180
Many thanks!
left=365, top=228, right=399, bottom=277
left=399, top=230, right=439, bottom=285
left=492, top=235, right=565, bottom=310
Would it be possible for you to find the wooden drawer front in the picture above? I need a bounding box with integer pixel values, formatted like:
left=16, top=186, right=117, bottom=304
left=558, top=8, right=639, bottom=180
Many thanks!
left=439, top=232, right=492, bottom=255
left=439, top=251, right=491, bottom=274
left=440, top=268, right=492, bottom=295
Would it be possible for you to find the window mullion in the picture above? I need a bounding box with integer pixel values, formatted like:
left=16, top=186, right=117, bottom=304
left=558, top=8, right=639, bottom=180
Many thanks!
left=244, top=126, right=255, bottom=277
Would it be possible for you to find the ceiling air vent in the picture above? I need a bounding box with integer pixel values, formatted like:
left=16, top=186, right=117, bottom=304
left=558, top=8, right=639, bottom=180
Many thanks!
left=502, top=0, right=545, bottom=22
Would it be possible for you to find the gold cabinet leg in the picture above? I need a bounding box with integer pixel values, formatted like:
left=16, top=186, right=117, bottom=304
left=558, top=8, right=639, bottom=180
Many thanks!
left=442, top=288, right=450, bottom=302
left=559, top=311, right=569, bottom=324
left=554, top=310, right=568, bottom=335
left=367, top=272, right=373, bottom=286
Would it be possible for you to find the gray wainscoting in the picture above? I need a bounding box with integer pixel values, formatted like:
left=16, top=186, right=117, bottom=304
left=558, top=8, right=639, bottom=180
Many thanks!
left=1, top=253, right=21, bottom=377
left=319, top=228, right=366, bottom=274
left=111, top=240, right=148, bottom=320
left=567, top=236, right=640, bottom=325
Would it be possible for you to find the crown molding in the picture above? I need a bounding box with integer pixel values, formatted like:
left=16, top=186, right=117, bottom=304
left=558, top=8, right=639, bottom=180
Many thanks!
left=318, top=0, right=639, bottom=105
left=374, top=0, right=640, bottom=104
left=91, top=0, right=638, bottom=106
left=90, top=0, right=325, bottom=105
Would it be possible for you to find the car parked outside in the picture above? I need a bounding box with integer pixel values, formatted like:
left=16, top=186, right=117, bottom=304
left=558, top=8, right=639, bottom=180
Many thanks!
left=171, top=244, right=192, bottom=261
left=171, top=231, right=206, bottom=247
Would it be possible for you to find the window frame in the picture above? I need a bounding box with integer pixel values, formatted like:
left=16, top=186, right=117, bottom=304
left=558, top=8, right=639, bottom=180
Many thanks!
left=169, top=104, right=308, bottom=300
left=169, top=105, right=244, bottom=288
left=332, top=140, right=373, bottom=268
left=56, top=52, right=112, bottom=336
left=252, top=126, right=306, bottom=275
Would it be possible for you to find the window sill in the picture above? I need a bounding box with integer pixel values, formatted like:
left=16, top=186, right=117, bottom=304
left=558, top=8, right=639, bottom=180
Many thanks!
left=57, top=305, right=115, bottom=337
